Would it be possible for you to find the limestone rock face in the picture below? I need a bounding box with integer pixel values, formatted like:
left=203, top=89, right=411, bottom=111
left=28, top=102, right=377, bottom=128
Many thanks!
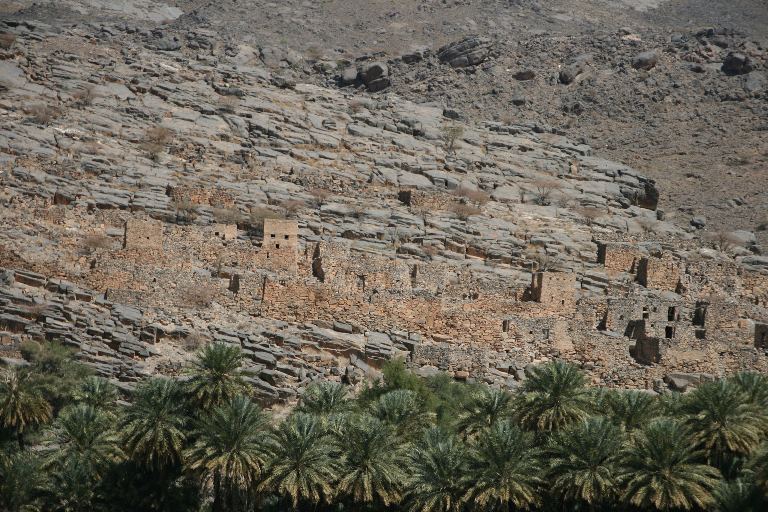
left=437, top=36, right=492, bottom=68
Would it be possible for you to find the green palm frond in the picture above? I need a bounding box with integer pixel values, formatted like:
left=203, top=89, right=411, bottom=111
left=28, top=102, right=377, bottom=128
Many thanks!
left=406, top=427, right=469, bottom=512
left=185, top=394, right=269, bottom=508
left=515, top=360, right=593, bottom=432
left=680, top=380, right=768, bottom=465
left=186, top=343, right=249, bottom=412
left=261, top=412, right=338, bottom=509
left=120, top=378, right=188, bottom=471
left=454, top=387, right=513, bottom=437
left=619, top=418, right=721, bottom=511
left=546, top=416, right=623, bottom=507
left=298, top=381, right=350, bottom=417
left=464, top=420, right=542, bottom=510
left=0, top=368, right=52, bottom=435
left=46, top=403, right=123, bottom=474
left=336, top=414, right=405, bottom=506
left=370, top=389, right=432, bottom=440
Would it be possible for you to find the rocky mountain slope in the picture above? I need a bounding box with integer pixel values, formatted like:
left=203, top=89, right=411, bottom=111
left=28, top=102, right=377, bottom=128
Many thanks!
left=0, top=2, right=766, bottom=403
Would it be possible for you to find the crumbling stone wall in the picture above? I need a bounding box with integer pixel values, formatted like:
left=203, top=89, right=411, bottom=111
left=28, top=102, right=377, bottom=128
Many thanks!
left=123, top=219, right=163, bottom=251
left=637, top=254, right=680, bottom=292
left=529, top=272, right=577, bottom=312
left=167, top=185, right=235, bottom=207
left=596, top=241, right=642, bottom=275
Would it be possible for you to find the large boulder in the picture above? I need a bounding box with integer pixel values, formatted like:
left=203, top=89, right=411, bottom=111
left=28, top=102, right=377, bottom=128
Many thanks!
left=632, top=51, right=658, bottom=70
left=722, top=52, right=755, bottom=75
left=437, top=36, right=492, bottom=68
left=359, top=62, right=391, bottom=92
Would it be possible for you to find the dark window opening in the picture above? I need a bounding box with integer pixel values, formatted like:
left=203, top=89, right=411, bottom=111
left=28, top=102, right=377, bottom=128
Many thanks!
left=643, top=307, right=649, bottom=320
left=693, top=303, right=708, bottom=327
left=543, top=328, right=550, bottom=340
left=284, top=235, right=289, bottom=240
left=665, top=326, right=674, bottom=339
left=695, top=329, right=706, bottom=340
left=275, top=243, right=280, bottom=249
left=561, top=299, right=565, bottom=305
left=668, top=307, right=677, bottom=321
left=270, top=233, right=275, bottom=238
left=502, top=320, right=511, bottom=333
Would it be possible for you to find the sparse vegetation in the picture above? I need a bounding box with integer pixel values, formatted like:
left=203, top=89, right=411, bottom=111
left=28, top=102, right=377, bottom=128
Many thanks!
left=72, top=85, right=97, bottom=108
left=450, top=202, right=481, bottom=221
left=81, top=233, right=113, bottom=253
left=172, top=196, right=200, bottom=224
left=179, top=284, right=217, bottom=308
left=576, top=206, right=605, bottom=226
left=532, top=178, right=562, bottom=206
left=141, top=125, right=173, bottom=161
left=27, top=104, right=60, bottom=126
left=706, top=230, right=743, bottom=254
left=453, top=186, right=490, bottom=205
left=0, top=32, right=16, bottom=50
left=211, top=207, right=242, bottom=225
left=441, top=124, right=464, bottom=153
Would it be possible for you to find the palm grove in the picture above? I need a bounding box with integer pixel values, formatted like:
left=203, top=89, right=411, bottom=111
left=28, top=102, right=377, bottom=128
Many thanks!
left=1, top=341, right=768, bottom=512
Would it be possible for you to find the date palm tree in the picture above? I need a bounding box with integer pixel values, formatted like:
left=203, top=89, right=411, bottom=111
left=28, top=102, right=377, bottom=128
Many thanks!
left=46, top=403, right=123, bottom=474
left=185, top=395, right=269, bottom=512
left=186, top=343, right=249, bottom=412
left=464, top=420, right=543, bottom=510
left=455, top=387, right=513, bottom=437
left=370, top=389, right=432, bottom=441
left=336, top=414, right=406, bottom=507
left=0, top=451, right=48, bottom=512
left=261, top=412, right=339, bottom=510
left=0, top=368, right=52, bottom=447
left=515, top=360, right=593, bottom=433
left=298, top=381, right=350, bottom=417
left=74, top=376, right=118, bottom=414
left=406, top=427, right=469, bottom=512
left=680, top=380, right=768, bottom=468
left=731, top=372, right=768, bottom=407
left=602, top=389, right=660, bottom=432
left=619, top=418, right=721, bottom=511
left=120, top=378, right=188, bottom=471
left=546, top=416, right=623, bottom=510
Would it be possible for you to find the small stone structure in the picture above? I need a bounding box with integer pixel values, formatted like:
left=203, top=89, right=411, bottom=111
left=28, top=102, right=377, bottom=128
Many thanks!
left=123, top=219, right=163, bottom=251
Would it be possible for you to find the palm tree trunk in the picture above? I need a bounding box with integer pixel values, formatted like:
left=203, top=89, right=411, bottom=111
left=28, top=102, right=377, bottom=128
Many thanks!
left=212, top=472, right=222, bottom=512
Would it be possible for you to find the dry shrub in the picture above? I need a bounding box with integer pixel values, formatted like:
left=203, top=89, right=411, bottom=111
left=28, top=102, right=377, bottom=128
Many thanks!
left=82, top=233, right=113, bottom=253
left=144, top=125, right=173, bottom=144
left=576, top=206, right=605, bottom=226
left=308, top=187, right=332, bottom=207
left=23, top=303, right=48, bottom=321
left=637, top=218, right=658, bottom=234
left=72, top=85, right=97, bottom=108
left=454, top=186, right=490, bottom=205
left=450, top=202, right=481, bottom=221
left=0, top=32, right=16, bottom=50
left=441, top=124, right=464, bottom=153
left=706, top=230, right=743, bottom=253
left=182, top=331, right=210, bottom=352
left=141, top=125, right=173, bottom=160
left=180, top=285, right=217, bottom=308
left=218, top=95, right=240, bottom=113
left=246, top=206, right=284, bottom=232
left=173, top=196, right=199, bottom=224
left=281, top=199, right=305, bottom=217
left=348, top=99, right=367, bottom=113
left=212, top=207, right=242, bottom=225
left=27, top=104, right=60, bottom=125
left=532, top=178, right=562, bottom=206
